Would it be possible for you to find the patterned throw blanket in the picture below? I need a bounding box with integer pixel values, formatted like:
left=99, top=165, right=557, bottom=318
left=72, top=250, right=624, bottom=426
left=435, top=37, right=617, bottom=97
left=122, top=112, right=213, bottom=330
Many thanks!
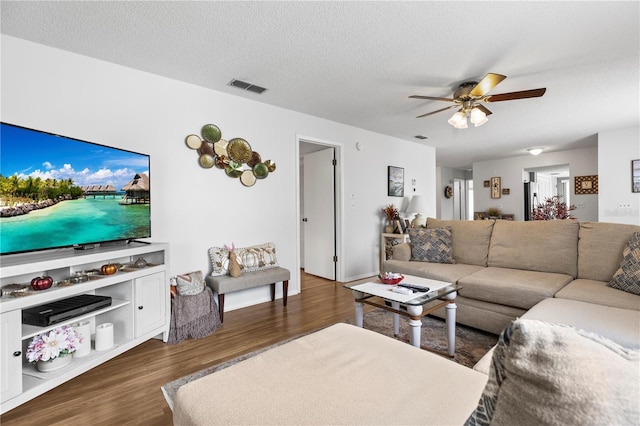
left=168, top=286, right=221, bottom=344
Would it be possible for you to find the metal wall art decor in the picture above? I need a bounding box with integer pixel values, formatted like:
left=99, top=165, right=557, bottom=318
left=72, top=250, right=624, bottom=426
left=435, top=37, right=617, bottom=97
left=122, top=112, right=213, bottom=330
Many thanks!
left=574, top=175, right=598, bottom=195
left=185, top=124, right=276, bottom=187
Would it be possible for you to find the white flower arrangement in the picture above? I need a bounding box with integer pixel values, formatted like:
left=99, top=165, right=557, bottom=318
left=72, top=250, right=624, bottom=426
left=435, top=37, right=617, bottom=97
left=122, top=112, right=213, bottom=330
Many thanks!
left=26, top=325, right=82, bottom=363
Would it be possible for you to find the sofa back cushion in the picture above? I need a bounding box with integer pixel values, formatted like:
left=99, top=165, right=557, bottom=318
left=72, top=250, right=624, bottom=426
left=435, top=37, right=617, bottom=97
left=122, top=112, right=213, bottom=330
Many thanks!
left=488, top=219, right=579, bottom=276
left=427, top=218, right=495, bottom=266
left=579, top=222, right=640, bottom=281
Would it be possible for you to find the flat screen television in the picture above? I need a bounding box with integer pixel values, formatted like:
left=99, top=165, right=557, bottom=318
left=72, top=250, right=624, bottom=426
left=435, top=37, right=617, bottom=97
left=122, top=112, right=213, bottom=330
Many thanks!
left=0, top=122, right=151, bottom=255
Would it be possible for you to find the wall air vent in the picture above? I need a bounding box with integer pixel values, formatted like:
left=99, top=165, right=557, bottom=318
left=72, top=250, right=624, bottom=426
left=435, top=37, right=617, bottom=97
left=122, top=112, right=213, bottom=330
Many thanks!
left=228, top=79, right=268, bottom=94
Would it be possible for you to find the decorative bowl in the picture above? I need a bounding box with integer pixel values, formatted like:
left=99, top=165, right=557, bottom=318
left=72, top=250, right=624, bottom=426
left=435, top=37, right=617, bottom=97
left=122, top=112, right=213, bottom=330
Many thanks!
left=378, top=273, right=404, bottom=285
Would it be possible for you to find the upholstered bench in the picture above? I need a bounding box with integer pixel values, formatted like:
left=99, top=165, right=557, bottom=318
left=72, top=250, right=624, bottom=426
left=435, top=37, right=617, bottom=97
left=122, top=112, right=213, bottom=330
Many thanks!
left=205, top=267, right=290, bottom=322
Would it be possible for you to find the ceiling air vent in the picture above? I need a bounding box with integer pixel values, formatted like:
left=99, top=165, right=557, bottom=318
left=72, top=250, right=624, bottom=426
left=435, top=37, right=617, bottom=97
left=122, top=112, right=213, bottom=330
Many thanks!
left=228, top=79, right=268, bottom=94
left=414, top=135, right=428, bottom=140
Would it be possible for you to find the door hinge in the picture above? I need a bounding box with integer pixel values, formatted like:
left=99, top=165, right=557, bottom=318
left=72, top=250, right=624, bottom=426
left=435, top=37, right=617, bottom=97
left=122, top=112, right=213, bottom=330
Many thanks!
left=333, top=255, right=338, bottom=262
left=332, top=158, right=337, bottom=166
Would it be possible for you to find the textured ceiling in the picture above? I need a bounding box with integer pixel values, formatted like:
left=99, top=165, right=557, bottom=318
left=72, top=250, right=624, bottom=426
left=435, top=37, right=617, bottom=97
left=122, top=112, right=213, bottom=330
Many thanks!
left=1, top=1, right=638, bottom=168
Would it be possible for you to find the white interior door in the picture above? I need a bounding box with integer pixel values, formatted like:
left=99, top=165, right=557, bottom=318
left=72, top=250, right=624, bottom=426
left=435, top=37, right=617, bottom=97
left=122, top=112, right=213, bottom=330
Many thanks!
left=303, top=148, right=335, bottom=280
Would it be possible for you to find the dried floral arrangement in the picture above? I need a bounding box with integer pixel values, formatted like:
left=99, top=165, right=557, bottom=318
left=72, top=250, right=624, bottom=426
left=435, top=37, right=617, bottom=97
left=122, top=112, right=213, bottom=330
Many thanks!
left=531, top=195, right=576, bottom=220
left=381, top=204, right=399, bottom=222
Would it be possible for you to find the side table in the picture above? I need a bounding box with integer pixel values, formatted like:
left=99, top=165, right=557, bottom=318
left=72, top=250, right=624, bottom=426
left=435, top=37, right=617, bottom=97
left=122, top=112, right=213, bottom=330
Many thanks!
left=380, top=233, right=410, bottom=271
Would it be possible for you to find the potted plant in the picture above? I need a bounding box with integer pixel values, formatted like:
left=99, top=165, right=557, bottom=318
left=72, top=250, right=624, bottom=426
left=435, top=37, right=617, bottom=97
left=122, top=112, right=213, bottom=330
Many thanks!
left=26, top=325, right=82, bottom=372
left=381, top=204, right=399, bottom=233
left=486, top=207, right=501, bottom=219
left=531, top=195, right=576, bottom=220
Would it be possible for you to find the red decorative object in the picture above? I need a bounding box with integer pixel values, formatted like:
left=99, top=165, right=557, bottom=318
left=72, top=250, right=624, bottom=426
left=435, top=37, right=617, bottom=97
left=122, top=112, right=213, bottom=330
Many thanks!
left=30, top=276, right=53, bottom=290
left=378, top=273, right=404, bottom=285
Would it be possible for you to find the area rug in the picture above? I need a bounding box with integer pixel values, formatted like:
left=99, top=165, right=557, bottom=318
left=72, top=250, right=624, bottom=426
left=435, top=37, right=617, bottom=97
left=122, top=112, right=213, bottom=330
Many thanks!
left=161, top=310, right=498, bottom=410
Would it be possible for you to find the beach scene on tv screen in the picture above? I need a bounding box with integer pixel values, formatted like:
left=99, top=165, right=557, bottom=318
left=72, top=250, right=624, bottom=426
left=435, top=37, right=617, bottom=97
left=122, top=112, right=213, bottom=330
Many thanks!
left=0, top=124, right=151, bottom=254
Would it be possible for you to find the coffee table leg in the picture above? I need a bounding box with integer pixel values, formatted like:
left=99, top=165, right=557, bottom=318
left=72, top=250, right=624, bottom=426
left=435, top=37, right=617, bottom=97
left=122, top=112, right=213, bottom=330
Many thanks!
left=406, top=305, right=423, bottom=348
left=392, top=301, right=400, bottom=336
left=352, top=290, right=364, bottom=328
left=445, top=300, right=457, bottom=356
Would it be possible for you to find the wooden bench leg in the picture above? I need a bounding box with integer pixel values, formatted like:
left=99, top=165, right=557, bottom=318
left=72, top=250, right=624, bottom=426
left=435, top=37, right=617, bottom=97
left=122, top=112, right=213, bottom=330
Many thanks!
left=270, top=281, right=288, bottom=306
left=218, top=293, right=225, bottom=323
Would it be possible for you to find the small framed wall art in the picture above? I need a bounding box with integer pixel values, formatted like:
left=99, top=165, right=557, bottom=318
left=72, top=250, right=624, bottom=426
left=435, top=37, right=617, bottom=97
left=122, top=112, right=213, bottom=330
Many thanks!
left=632, top=159, right=640, bottom=193
left=575, top=175, right=598, bottom=194
left=388, top=166, right=404, bottom=197
left=491, top=177, right=501, bottom=199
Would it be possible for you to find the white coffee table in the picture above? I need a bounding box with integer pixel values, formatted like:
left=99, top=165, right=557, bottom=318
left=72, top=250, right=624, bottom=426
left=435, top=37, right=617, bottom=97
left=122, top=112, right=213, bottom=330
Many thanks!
left=344, top=275, right=459, bottom=356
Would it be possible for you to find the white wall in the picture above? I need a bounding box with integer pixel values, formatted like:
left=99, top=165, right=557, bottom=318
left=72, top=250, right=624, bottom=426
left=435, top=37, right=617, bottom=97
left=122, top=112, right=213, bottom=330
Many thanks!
left=473, top=146, right=599, bottom=221
left=598, top=126, right=640, bottom=225
left=1, top=36, right=436, bottom=311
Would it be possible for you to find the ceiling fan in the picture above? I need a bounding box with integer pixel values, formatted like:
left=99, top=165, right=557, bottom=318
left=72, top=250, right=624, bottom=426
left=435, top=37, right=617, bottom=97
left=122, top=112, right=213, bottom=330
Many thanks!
left=409, top=73, right=546, bottom=128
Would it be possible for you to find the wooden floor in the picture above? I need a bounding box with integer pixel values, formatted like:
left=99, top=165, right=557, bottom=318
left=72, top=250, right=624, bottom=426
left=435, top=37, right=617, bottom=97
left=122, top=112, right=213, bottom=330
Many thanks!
left=1, top=271, right=371, bottom=425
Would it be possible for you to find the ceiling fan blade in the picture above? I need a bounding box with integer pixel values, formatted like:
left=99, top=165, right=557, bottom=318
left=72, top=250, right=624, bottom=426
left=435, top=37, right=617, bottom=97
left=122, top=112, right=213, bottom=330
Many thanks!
left=409, top=95, right=456, bottom=102
left=474, top=104, right=493, bottom=116
left=484, top=88, right=547, bottom=102
left=469, top=73, right=507, bottom=97
left=416, top=105, right=458, bottom=118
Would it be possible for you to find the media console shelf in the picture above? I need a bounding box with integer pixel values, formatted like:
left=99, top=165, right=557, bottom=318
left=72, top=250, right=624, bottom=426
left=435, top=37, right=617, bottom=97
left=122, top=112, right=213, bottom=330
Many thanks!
left=0, top=242, right=170, bottom=414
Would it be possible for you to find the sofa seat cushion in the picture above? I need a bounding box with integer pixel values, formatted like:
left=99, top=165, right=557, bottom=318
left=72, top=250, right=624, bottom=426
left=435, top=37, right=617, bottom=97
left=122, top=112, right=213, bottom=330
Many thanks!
left=555, top=278, right=640, bottom=311
left=173, top=323, right=488, bottom=425
left=458, top=267, right=573, bottom=310
left=488, top=219, right=579, bottom=277
left=383, top=259, right=483, bottom=284
left=465, top=319, right=639, bottom=426
left=431, top=295, right=525, bottom=336
left=427, top=218, right=495, bottom=266
left=475, top=297, right=640, bottom=375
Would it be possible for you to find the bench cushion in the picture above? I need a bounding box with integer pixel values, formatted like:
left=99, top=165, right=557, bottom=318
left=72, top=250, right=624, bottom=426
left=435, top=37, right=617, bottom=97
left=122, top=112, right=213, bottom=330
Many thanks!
left=205, top=267, right=290, bottom=294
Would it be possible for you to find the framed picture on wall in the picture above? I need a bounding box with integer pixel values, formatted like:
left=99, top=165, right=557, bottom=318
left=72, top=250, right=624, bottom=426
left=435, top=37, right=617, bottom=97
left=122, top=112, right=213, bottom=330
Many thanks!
left=491, top=177, right=501, bottom=199
left=388, top=166, right=404, bottom=197
left=633, top=159, right=640, bottom=193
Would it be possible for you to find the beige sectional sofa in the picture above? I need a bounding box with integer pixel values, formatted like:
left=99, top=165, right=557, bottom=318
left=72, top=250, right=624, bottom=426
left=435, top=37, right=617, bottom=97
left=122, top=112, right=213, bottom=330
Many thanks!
left=383, top=218, right=640, bottom=336
left=172, top=219, right=639, bottom=425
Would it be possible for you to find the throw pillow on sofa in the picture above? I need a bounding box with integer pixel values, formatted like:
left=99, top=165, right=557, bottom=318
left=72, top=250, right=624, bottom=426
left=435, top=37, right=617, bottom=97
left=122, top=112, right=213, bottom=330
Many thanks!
left=407, top=227, right=455, bottom=264
left=608, top=232, right=640, bottom=296
left=209, top=242, right=278, bottom=276
left=464, top=319, right=639, bottom=426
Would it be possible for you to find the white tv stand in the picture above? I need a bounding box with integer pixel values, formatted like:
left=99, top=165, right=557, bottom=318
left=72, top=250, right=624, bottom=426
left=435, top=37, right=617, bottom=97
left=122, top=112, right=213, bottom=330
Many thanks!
left=0, top=242, right=170, bottom=414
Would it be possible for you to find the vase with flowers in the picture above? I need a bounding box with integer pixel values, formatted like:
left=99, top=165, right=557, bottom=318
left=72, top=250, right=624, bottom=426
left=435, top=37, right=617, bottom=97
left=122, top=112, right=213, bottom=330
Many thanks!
left=531, top=195, right=576, bottom=220
left=381, top=203, right=399, bottom=233
left=27, top=325, right=82, bottom=372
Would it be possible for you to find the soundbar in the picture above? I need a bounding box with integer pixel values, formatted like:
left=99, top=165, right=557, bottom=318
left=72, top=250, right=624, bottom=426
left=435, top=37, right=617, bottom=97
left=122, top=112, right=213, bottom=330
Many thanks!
left=22, top=294, right=113, bottom=327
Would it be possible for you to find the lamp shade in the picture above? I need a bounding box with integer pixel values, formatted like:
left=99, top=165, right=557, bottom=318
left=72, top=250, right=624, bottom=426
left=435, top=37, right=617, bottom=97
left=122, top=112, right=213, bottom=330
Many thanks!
left=406, top=195, right=428, bottom=213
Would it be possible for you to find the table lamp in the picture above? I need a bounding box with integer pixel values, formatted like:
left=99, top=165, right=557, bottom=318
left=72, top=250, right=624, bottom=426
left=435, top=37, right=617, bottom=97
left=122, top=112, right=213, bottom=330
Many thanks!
left=406, top=195, right=428, bottom=228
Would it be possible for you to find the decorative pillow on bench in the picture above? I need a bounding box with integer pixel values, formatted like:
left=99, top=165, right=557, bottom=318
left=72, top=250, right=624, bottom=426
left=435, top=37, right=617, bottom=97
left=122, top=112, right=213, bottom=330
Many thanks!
left=408, top=226, right=455, bottom=264
left=608, top=232, right=640, bottom=295
left=209, top=242, right=278, bottom=276
left=465, top=319, right=639, bottom=426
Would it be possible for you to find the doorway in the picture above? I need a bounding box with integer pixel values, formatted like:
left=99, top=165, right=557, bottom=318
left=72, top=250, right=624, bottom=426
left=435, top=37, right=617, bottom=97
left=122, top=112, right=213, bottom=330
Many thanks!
left=298, top=138, right=342, bottom=284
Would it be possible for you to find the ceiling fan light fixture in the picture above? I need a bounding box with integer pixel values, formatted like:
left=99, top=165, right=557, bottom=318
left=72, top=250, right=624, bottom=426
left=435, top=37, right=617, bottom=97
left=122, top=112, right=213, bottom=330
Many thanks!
left=448, top=111, right=467, bottom=129
left=527, top=148, right=544, bottom=156
left=469, top=107, right=488, bottom=127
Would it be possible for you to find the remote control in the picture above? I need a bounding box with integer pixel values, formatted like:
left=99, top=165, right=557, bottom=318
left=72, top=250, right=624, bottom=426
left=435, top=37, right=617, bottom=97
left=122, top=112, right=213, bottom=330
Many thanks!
left=397, top=283, right=430, bottom=293
left=392, top=286, right=413, bottom=295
